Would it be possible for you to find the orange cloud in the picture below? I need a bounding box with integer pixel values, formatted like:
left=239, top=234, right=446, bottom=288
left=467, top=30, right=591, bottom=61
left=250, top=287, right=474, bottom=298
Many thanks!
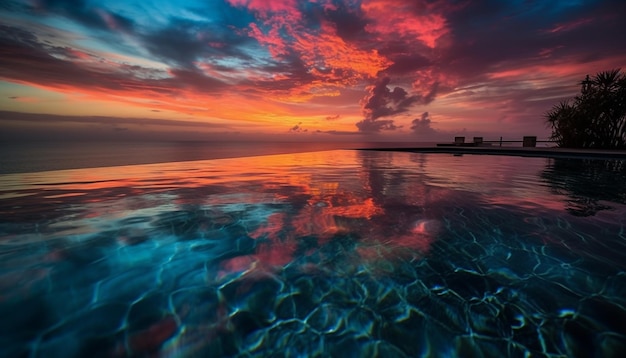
left=237, top=0, right=391, bottom=88
left=296, top=20, right=391, bottom=79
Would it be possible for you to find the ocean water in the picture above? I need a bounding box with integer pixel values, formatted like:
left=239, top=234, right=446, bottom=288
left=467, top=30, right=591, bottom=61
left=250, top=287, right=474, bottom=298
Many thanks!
left=0, top=141, right=431, bottom=174
left=1, top=150, right=625, bottom=357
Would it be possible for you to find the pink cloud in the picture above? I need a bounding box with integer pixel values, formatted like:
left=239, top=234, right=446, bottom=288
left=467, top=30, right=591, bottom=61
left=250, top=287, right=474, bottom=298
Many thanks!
left=545, top=17, right=594, bottom=34
left=361, top=0, right=451, bottom=48
left=228, top=0, right=300, bottom=15
left=247, top=22, right=290, bottom=57
left=4, top=0, right=626, bottom=140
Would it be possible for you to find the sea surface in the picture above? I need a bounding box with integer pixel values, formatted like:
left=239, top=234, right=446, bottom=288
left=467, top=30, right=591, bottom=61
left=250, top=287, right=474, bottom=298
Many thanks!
left=1, top=149, right=625, bottom=357
left=0, top=141, right=433, bottom=174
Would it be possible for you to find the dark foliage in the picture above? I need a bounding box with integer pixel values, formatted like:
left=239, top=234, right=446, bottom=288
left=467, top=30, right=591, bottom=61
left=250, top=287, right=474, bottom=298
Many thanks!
left=546, top=69, right=626, bottom=149
left=541, top=157, right=626, bottom=216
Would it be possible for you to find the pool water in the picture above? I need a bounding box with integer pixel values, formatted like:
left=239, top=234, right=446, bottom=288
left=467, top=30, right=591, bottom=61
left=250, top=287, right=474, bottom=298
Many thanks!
left=1, top=150, right=625, bottom=357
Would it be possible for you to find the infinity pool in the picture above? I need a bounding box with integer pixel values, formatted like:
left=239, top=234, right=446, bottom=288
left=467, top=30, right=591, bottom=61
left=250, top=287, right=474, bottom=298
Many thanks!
left=1, top=150, right=625, bottom=357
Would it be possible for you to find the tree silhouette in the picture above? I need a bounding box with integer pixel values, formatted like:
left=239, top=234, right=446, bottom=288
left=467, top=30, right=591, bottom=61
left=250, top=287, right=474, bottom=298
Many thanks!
left=546, top=69, right=626, bottom=149
left=541, top=157, right=626, bottom=216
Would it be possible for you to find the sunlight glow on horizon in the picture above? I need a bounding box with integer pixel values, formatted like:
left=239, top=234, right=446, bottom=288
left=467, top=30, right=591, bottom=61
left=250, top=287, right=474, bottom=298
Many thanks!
left=1, top=0, right=625, bottom=141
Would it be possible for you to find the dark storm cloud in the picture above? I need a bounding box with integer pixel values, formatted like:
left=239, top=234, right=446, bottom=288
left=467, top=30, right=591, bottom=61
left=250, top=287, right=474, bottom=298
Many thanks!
left=422, top=0, right=626, bottom=125
left=362, top=77, right=420, bottom=120
left=355, top=68, right=447, bottom=132
left=17, top=0, right=257, bottom=71
left=356, top=77, right=431, bottom=133
left=355, top=118, right=400, bottom=133
left=168, top=68, right=228, bottom=92
left=440, top=0, right=626, bottom=82
left=323, top=3, right=368, bottom=42
left=0, top=25, right=103, bottom=87
left=0, top=25, right=227, bottom=94
left=410, top=112, right=437, bottom=136
left=141, top=22, right=211, bottom=68
left=140, top=17, right=254, bottom=70
left=238, top=55, right=318, bottom=95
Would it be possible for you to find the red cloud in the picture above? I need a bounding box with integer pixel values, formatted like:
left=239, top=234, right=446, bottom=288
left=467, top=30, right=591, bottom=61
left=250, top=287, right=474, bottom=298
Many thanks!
left=228, top=0, right=300, bottom=17
left=361, top=0, right=450, bottom=48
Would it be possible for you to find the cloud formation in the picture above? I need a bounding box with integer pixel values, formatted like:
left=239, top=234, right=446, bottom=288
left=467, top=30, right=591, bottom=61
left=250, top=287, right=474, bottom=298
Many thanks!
left=0, top=0, right=625, bottom=139
left=0, top=110, right=228, bottom=128
left=356, top=77, right=420, bottom=133
left=410, top=112, right=438, bottom=136
left=288, top=122, right=307, bottom=133
left=363, top=77, right=418, bottom=120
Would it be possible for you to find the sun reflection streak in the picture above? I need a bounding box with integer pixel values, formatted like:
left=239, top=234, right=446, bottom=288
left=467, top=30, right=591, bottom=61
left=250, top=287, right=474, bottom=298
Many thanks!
left=3, top=150, right=626, bottom=357
left=0, top=149, right=573, bottom=269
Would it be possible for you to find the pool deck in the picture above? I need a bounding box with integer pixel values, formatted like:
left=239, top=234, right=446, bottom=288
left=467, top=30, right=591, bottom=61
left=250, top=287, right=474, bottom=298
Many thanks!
left=358, top=146, right=626, bottom=159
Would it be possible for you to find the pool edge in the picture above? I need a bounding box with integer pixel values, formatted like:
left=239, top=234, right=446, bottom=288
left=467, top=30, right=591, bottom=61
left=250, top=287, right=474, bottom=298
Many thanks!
left=357, top=147, right=626, bottom=159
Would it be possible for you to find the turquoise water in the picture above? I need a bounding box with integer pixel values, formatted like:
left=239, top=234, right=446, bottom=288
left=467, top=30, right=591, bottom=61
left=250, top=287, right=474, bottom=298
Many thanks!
left=1, top=150, right=625, bottom=357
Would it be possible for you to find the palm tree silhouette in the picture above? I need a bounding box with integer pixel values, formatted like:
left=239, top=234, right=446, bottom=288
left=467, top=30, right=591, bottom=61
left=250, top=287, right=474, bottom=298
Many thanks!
left=546, top=69, right=626, bottom=149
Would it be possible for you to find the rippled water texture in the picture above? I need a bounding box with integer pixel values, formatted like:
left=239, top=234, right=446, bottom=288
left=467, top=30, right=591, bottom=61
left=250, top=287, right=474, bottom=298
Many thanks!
left=1, top=150, right=625, bottom=357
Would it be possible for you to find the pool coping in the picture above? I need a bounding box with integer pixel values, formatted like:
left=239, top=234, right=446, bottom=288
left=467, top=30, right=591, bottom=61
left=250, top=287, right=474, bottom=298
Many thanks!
left=357, top=146, right=626, bottom=159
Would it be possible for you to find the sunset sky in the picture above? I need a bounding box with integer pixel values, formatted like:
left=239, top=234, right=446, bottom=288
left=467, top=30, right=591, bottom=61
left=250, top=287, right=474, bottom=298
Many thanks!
left=1, top=0, right=625, bottom=142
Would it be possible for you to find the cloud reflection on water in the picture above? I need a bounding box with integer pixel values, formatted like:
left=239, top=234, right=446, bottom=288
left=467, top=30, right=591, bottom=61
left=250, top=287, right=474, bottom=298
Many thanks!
left=1, top=150, right=626, bottom=356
